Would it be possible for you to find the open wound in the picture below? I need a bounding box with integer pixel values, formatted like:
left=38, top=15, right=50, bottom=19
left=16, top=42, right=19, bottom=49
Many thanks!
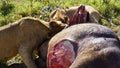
left=69, top=5, right=88, bottom=26
left=48, top=40, right=75, bottom=68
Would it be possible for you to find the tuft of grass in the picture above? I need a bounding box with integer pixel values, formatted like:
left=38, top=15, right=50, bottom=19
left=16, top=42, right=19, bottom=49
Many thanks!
left=0, top=0, right=15, bottom=16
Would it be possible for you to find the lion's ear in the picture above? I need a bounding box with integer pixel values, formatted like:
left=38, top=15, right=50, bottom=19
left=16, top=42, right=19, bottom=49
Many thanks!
left=49, top=8, right=61, bottom=19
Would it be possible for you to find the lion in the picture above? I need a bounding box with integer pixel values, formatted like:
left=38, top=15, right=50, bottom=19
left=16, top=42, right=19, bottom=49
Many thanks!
left=49, top=5, right=103, bottom=25
left=0, top=17, right=66, bottom=68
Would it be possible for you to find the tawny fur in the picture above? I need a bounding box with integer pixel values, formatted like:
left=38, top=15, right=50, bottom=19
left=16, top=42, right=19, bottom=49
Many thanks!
left=0, top=17, right=66, bottom=68
left=49, top=5, right=103, bottom=24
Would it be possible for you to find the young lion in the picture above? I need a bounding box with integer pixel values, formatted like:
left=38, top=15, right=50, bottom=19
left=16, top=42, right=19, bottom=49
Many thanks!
left=49, top=5, right=103, bottom=25
left=0, top=17, right=66, bottom=68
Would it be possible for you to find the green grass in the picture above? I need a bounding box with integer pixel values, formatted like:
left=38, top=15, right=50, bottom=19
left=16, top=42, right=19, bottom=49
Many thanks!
left=0, top=0, right=120, bottom=25
left=0, top=0, right=120, bottom=36
left=0, top=0, right=120, bottom=29
left=0, top=0, right=119, bottom=25
left=0, top=0, right=120, bottom=66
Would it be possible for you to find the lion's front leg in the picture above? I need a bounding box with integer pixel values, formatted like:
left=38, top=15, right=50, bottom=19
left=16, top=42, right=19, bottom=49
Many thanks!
left=19, top=42, right=37, bottom=68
